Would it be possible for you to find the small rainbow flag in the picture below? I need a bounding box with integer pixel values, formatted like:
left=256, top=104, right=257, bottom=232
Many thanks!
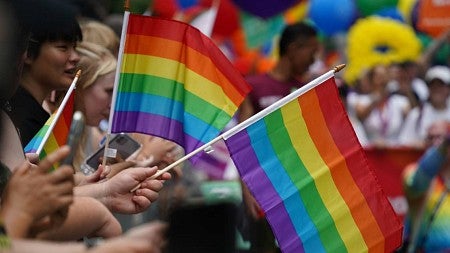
left=110, top=13, right=251, bottom=157
left=224, top=76, right=403, bottom=252
left=24, top=74, right=78, bottom=168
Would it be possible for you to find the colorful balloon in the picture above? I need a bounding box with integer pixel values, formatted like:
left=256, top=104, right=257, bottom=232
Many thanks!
left=231, top=0, right=300, bottom=19
left=375, top=7, right=404, bottom=22
left=308, top=0, right=358, bottom=36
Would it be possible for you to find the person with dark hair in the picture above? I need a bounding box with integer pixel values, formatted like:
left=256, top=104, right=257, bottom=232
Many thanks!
left=2, top=0, right=171, bottom=241
left=239, top=22, right=320, bottom=119
left=0, top=2, right=75, bottom=236
left=238, top=21, right=320, bottom=253
left=0, top=1, right=169, bottom=251
left=8, top=0, right=83, bottom=146
left=399, top=66, right=450, bottom=148
left=389, top=61, right=428, bottom=109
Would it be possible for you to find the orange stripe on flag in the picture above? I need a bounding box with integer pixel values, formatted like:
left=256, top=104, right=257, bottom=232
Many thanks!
left=124, top=34, right=245, bottom=107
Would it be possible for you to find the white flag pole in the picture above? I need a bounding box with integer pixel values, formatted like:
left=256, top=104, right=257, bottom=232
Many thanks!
left=103, top=4, right=131, bottom=168
left=138, top=64, right=346, bottom=185
left=222, top=65, right=346, bottom=140
left=36, top=70, right=81, bottom=155
left=107, top=11, right=130, bottom=135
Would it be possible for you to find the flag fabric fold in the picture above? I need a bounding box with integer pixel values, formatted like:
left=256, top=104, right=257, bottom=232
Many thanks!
left=224, top=77, right=403, bottom=253
left=110, top=13, right=251, bottom=158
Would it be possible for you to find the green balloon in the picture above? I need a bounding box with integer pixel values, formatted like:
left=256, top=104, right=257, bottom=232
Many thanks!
left=356, top=0, right=398, bottom=16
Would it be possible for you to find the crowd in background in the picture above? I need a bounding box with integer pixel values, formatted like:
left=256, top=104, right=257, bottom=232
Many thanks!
left=0, top=0, right=449, bottom=252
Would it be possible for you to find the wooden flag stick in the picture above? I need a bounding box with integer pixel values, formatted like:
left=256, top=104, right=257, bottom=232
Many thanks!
left=124, top=0, right=130, bottom=11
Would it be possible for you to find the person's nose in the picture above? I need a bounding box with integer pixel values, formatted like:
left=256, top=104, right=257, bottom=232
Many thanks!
left=69, top=49, right=80, bottom=64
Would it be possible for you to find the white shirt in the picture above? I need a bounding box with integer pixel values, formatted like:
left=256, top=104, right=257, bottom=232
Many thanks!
left=362, top=94, right=410, bottom=146
left=399, top=102, right=450, bottom=146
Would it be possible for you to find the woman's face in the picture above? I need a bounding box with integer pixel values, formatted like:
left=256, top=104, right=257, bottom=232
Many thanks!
left=428, top=80, right=450, bottom=107
left=26, top=41, right=80, bottom=90
left=371, top=65, right=389, bottom=88
left=83, top=71, right=114, bottom=126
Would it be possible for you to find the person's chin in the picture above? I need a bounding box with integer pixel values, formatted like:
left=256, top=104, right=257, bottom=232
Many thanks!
left=58, top=78, right=73, bottom=88
left=63, top=72, right=76, bottom=82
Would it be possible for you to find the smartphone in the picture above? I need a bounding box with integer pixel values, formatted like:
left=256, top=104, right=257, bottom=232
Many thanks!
left=61, top=111, right=85, bottom=168
left=81, top=133, right=141, bottom=174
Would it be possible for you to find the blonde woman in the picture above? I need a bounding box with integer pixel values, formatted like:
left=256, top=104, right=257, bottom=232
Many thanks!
left=68, top=43, right=172, bottom=228
left=79, top=19, right=120, bottom=56
left=73, top=42, right=116, bottom=173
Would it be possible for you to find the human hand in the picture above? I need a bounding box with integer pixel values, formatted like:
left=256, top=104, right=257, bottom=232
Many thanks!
left=132, top=134, right=178, bottom=167
left=102, top=166, right=171, bottom=214
left=100, top=161, right=135, bottom=180
left=1, top=146, right=75, bottom=238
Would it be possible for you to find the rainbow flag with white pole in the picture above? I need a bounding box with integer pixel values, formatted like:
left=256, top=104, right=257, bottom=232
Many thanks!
left=223, top=69, right=403, bottom=253
left=108, top=12, right=251, bottom=158
left=24, top=70, right=79, bottom=168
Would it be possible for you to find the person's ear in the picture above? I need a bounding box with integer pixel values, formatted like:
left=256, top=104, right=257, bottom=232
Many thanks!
left=24, top=50, right=34, bottom=65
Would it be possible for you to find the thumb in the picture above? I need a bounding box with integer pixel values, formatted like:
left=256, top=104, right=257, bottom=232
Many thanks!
left=38, top=146, right=71, bottom=173
left=128, top=166, right=158, bottom=182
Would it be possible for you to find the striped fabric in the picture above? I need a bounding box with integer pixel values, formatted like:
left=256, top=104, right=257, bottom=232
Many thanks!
left=24, top=93, right=74, bottom=155
left=24, top=92, right=74, bottom=170
left=111, top=14, right=251, bottom=156
left=224, top=77, right=402, bottom=253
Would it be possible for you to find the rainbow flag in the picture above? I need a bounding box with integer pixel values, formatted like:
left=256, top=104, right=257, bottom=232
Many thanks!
left=224, top=77, right=402, bottom=253
left=110, top=13, right=251, bottom=157
left=24, top=90, right=75, bottom=163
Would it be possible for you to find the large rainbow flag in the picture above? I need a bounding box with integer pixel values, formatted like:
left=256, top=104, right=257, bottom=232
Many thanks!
left=24, top=85, right=76, bottom=169
left=110, top=13, right=251, bottom=157
left=223, top=76, right=403, bottom=252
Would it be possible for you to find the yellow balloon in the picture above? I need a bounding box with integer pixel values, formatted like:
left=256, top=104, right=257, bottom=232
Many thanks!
left=345, top=16, right=422, bottom=85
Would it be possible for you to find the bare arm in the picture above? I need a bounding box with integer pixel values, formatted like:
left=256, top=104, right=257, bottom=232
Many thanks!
left=35, top=196, right=121, bottom=241
left=417, top=29, right=450, bottom=77
left=9, top=240, right=86, bottom=253
left=238, top=97, right=254, bottom=123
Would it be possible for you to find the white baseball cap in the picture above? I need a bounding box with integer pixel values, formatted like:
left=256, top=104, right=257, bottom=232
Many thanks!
left=425, top=65, right=450, bottom=86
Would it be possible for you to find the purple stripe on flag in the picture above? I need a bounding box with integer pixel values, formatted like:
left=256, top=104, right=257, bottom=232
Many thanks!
left=112, top=111, right=207, bottom=156
left=225, top=130, right=305, bottom=253
left=112, top=111, right=184, bottom=144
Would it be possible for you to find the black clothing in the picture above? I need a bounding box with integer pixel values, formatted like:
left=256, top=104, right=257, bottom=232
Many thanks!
left=7, top=86, right=49, bottom=146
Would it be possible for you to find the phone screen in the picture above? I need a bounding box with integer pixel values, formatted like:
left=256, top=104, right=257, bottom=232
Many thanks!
left=82, top=133, right=141, bottom=173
